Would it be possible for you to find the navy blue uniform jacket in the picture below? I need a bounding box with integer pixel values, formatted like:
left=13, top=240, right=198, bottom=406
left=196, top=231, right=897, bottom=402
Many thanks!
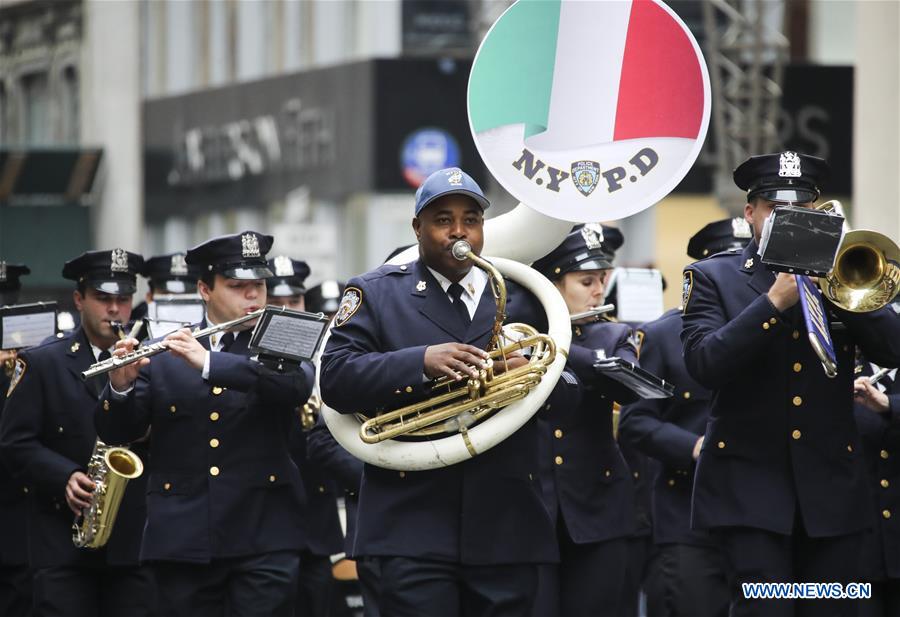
left=95, top=323, right=314, bottom=563
left=682, top=241, right=900, bottom=536
left=0, top=365, right=34, bottom=566
left=0, top=328, right=146, bottom=567
left=620, top=308, right=715, bottom=546
left=538, top=319, right=637, bottom=544
left=289, top=419, right=344, bottom=558
left=854, top=360, right=900, bottom=580
left=320, top=259, right=558, bottom=565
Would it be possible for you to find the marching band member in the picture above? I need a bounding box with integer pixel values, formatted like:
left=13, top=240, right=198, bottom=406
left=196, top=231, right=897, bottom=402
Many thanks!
left=853, top=346, right=900, bottom=616
left=320, top=167, right=563, bottom=617
left=96, top=231, right=314, bottom=617
left=0, top=261, right=33, bottom=617
left=267, top=255, right=346, bottom=617
left=0, top=250, right=153, bottom=617
left=530, top=224, right=640, bottom=617
left=619, top=219, right=750, bottom=617
left=681, top=152, right=900, bottom=616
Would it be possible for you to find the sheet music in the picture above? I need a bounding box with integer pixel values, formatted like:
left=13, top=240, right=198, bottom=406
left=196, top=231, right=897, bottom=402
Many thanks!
left=149, top=300, right=204, bottom=324
left=613, top=268, right=664, bottom=323
left=2, top=311, right=56, bottom=349
left=257, top=314, right=326, bottom=360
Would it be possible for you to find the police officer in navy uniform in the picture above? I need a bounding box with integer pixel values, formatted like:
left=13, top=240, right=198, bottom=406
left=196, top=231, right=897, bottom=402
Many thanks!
left=0, top=250, right=154, bottom=617
left=320, top=167, right=560, bottom=617
left=530, top=224, right=640, bottom=617
left=96, top=231, right=315, bottom=617
left=0, top=262, right=33, bottom=617
left=681, top=152, right=900, bottom=616
left=852, top=345, right=900, bottom=616
left=266, top=255, right=345, bottom=616
left=267, top=256, right=311, bottom=311
left=620, top=219, right=750, bottom=617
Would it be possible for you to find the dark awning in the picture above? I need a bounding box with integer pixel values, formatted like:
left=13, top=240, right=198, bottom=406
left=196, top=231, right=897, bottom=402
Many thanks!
left=0, top=148, right=103, bottom=205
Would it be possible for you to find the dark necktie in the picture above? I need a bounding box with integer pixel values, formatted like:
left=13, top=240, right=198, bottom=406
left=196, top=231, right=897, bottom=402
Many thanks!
left=88, top=350, right=112, bottom=398
left=219, top=332, right=235, bottom=352
left=448, top=283, right=471, bottom=328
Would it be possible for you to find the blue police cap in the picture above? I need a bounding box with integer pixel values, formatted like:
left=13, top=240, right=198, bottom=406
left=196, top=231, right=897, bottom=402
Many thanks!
left=185, top=231, right=274, bottom=280
left=414, top=167, right=490, bottom=216
left=266, top=256, right=311, bottom=297
left=141, top=252, right=202, bottom=294
left=533, top=224, right=623, bottom=278
left=62, top=249, right=144, bottom=295
left=0, top=261, right=30, bottom=292
left=687, top=217, right=753, bottom=260
left=305, top=280, right=346, bottom=315
left=734, top=151, right=830, bottom=204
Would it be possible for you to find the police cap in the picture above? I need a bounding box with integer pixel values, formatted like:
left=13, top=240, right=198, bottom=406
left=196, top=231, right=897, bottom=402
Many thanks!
left=687, top=217, right=753, bottom=260
left=266, top=256, right=311, bottom=297
left=185, top=231, right=274, bottom=280
left=0, top=262, right=30, bottom=292
left=306, top=280, right=346, bottom=315
left=142, top=252, right=202, bottom=293
left=62, top=249, right=144, bottom=295
left=733, top=151, right=830, bottom=204
left=414, top=167, right=490, bottom=216
left=532, top=224, right=623, bottom=278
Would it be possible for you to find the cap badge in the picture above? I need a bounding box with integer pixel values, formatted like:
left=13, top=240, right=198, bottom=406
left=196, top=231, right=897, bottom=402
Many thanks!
left=170, top=253, right=188, bottom=276
left=273, top=255, right=294, bottom=277
left=731, top=217, right=752, bottom=239
left=580, top=223, right=604, bottom=250
left=0, top=261, right=6, bottom=282
left=779, top=151, right=802, bottom=178
left=110, top=249, right=129, bottom=273
left=241, top=233, right=261, bottom=258
left=416, top=280, right=427, bottom=292
left=446, top=169, right=463, bottom=186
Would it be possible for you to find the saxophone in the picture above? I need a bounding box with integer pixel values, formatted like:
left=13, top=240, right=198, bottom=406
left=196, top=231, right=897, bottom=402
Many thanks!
left=72, top=439, right=144, bottom=549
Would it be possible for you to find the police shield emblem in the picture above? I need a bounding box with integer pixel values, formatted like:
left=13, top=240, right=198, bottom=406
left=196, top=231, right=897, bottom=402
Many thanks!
left=334, top=287, right=363, bottom=327
left=7, top=357, right=26, bottom=397
left=681, top=270, right=693, bottom=311
left=571, top=161, right=601, bottom=197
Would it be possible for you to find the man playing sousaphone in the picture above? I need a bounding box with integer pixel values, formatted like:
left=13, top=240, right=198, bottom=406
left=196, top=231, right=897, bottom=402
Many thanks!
left=320, top=167, right=567, bottom=616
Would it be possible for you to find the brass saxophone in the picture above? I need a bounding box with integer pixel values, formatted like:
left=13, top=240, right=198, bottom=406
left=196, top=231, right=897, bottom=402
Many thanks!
left=72, top=439, right=144, bottom=549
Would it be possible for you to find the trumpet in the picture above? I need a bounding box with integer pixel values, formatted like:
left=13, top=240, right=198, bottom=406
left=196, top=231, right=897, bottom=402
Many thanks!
left=81, top=309, right=265, bottom=380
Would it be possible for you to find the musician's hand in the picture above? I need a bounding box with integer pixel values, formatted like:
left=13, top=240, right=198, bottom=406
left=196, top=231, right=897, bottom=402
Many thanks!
left=164, top=328, right=206, bottom=371
left=854, top=376, right=890, bottom=414
left=767, top=272, right=800, bottom=312
left=109, top=337, right=148, bottom=392
left=692, top=435, right=705, bottom=460
left=424, top=343, right=490, bottom=381
left=493, top=353, right=528, bottom=375
left=0, top=349, right=16, bottom=365
left=65, top=471, right=95, bottom=516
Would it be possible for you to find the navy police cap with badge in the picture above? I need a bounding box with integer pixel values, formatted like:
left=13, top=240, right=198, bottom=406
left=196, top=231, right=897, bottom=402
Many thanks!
left=185, top=230, right=274, bottom=279
left=734, top=151, right=830, bottom=204
left=266, top=256, right=311, bottom=297
left=687, top=217, right=753, bottom=260
left=533, top=223, right=624, bottom=278
left=142, top=252, right=202, bottom=293
left=414, top=167, right=490, bottom=216
left=62, top=249, right=144, bottom=295
left=0, top=261, right=30, bottom=292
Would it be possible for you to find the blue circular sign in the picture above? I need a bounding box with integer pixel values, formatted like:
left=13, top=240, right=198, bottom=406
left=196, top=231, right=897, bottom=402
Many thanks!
left=400, top=128, right=461, bottom=188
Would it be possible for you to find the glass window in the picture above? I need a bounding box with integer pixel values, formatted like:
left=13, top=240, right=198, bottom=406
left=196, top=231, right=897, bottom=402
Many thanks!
left=21, top=72, right=50, bottom=145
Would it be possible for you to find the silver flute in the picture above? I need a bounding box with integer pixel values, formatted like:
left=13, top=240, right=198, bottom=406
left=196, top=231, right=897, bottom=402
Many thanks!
left=82, top=309, right=264, bottom=380
left=570, top=304, right=616, bottom=322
